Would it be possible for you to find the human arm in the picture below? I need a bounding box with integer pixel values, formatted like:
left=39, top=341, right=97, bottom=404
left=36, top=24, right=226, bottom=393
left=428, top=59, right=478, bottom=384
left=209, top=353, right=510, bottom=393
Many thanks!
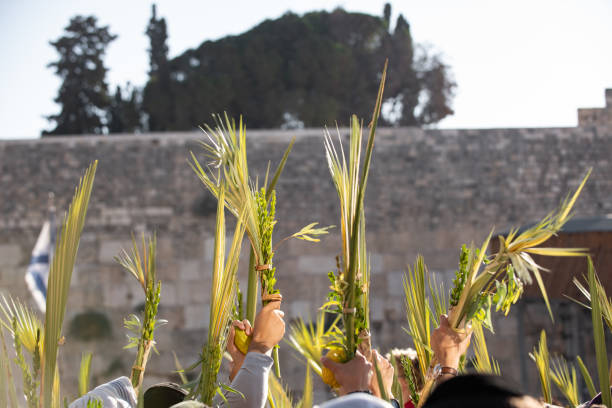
left=223, top=300, right=285, bottom=408
left=430, top=314, right=472, bottom=384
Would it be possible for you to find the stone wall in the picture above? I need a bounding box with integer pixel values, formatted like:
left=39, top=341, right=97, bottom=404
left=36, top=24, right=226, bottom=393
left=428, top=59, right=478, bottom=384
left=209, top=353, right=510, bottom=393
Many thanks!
left=1, top=96, right=611, bottom=401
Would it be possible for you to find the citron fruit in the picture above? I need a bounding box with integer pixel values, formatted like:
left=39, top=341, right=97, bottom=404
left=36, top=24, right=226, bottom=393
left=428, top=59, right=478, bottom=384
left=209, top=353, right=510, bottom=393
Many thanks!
left=234, top=328, right=251, bottom=354
left=321, top=348, right=346, bottom=389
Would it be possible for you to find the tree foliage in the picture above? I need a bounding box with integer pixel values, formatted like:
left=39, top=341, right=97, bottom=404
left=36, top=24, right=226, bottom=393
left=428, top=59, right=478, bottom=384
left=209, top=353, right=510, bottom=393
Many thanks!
left=44, top=5, right=456, bottom=135
left=142, top=4, right=174, bottom=131
left=108, top=83, right=142, bottom=134
left=146, top=5, right=455, bottom=130
left=44, top=16, right=116, bottom=136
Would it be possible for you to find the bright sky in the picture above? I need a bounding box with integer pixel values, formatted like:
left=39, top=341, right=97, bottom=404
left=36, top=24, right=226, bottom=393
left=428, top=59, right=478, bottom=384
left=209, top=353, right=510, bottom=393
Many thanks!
left=0, top=0, right=611, bottom=139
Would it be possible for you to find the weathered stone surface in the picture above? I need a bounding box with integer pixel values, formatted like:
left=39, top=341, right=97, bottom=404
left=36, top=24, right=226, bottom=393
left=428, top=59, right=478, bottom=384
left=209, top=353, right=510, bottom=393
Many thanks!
left=0, top=244, right=21, bottom=267
left=289, top=300, right=312, bottom=321
left=386, top=271, right=404, bottom=297
left=184, top=303, right=209, bottom=330
left=1, top=112, right=612, bottom=399
left=297, top=255, right=336, bottom=275
left=99, top=240, right=130, bottom=264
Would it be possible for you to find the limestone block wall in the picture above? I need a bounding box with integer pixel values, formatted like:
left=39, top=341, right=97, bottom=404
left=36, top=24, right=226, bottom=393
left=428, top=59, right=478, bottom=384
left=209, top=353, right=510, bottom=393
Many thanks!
left=0, top=122, right=611, bottom=400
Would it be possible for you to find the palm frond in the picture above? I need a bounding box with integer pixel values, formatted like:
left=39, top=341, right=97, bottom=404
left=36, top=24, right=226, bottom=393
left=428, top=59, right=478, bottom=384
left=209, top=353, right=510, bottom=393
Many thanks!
left=550, top=356, right=579, bottom=407
left=42, top=160, right=97, bottom=408
left=297, top=364, right=313, bottom=408
left=530, top=330, right=552, bottom=403
left=286, top=312, right=341, bottom=378
left=78, top=352, right=93, bottom=397
left=285, top=223, right=334, bottom=244
left=197, top=187, right=247, bottom=405
left=324, top=61, right=387, bottom=358
left=471, top=321, right=501, bottom=375
left=0, top=295, right=43, bottom=355
left=189, top=115, right=262, bottom=267
left=588, top=257, right=612, bottom=407
left=403, top=256, right=434, bottom=380
left=428, top=273, right=448, bottom=327
left=573, top=273, right=612, bottom=332
left=449, top=169, right=591, bottom=330
left=268, top=373, right=294, bottom=408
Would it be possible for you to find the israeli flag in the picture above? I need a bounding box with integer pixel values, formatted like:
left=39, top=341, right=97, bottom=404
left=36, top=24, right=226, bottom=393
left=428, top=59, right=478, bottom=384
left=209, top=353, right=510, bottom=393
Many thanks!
left=25, top=216, right=55, bottom=313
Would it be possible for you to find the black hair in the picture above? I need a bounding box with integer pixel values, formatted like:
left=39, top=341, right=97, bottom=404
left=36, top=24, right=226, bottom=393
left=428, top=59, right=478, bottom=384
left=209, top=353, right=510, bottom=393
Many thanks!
left=423, top=374, right=524, bottom=408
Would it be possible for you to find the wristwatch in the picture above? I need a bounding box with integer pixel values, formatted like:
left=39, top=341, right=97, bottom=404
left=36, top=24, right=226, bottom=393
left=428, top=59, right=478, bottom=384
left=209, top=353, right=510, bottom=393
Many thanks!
left=433, top=364, right=458, bottom=379
left=390, top=398, right=401, bottom=408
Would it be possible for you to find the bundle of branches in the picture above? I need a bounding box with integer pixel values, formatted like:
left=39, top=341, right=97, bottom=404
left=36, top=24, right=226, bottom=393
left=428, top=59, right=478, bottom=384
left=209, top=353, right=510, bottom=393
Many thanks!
left=0, top=161, right=97, bottom=408
left=402, top=255, right=448, bottom=389
left=191, top=188, right=247, bottom=405
left=190, top=114, right=330, bottom=376
left=115, top=234, right=166, bottom=394
left=320, top=62, right=387, bottom=384
left=415, top=170, right=591, bottom=406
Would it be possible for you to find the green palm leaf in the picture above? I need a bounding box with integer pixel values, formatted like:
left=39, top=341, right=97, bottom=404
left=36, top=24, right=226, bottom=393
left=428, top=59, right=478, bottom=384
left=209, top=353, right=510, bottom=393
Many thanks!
left=550, top=356, right=579, bottom=407
left=286, top=312, right=341, bottom=378
left=530, top=330, right=552, bottom=403
left=587, top=257, right=612, bottom=408
left=471, top=321, right=501, bottom=375
left=403, top=256, right=434, bottom=380
left=268, top=373, right=294, bottom=408
left=297, top=364, right=313, bottom=408
left=197, top=187, right=247, bottom=405
left=0, top=295, right=43, bottom=355
left=78, top=352, right=92, bottom=397
left=42, top=160, right=97, bottom=408
left=576, top=355, right=597, bottom=398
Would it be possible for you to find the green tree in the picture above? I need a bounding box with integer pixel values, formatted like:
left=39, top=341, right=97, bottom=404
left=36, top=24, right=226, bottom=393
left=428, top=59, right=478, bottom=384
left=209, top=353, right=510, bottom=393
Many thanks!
left=108, top=83, right=142, bottom=133
left=387, top=14, right=421, bottom=126
left=142, top=7, right=455, bottom=129
left=44, top=16, right=116, bottom=136
left=383, top=3, right=392, bottom=28
left=142, top=4, right=174, bottom=131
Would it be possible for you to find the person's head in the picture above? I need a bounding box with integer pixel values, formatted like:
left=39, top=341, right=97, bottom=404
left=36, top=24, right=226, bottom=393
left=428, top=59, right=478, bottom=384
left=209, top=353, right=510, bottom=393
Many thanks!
left=423, top=374, right=541, bottom=408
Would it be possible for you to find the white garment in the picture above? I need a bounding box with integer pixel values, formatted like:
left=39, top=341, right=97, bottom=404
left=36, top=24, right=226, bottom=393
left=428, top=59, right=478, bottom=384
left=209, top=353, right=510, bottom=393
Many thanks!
left=69, top=376, right=137, bottom=408
left=317, top=393, right=393, bottom=408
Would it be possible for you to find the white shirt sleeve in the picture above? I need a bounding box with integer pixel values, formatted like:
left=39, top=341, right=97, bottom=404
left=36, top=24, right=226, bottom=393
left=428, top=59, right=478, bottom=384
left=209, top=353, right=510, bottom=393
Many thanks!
left=316, top=393, right=393, bottom=408
left=68, top=376, right=137, bottom=408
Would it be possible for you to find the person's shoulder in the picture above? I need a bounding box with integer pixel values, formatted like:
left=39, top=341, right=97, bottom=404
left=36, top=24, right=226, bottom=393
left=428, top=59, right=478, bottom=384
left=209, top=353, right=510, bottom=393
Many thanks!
left=316, top=393, right=393, bottom=408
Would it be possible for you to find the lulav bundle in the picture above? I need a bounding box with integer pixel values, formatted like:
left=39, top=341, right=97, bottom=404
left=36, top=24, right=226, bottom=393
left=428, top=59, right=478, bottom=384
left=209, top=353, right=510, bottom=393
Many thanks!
left=322, top=61, right=387, bottom=363
left=190, top=114, right=330, bottom=377
left=116, top=234, right=165, bottom=394
left=415, top=170, right=590, bottom=407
